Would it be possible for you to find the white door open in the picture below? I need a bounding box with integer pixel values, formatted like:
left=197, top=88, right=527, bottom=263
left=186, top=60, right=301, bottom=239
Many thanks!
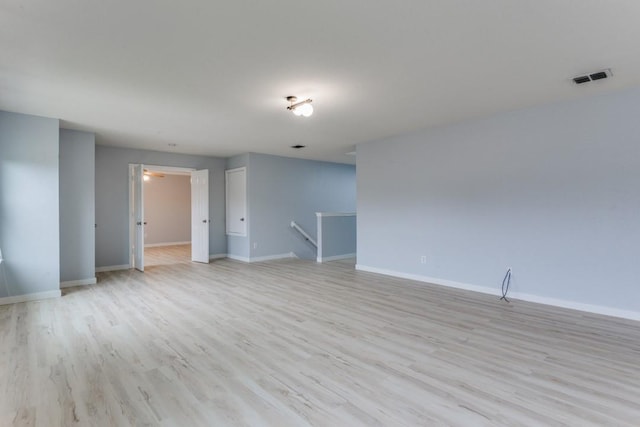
left=191, top=169, right=209, bottom=263
left=132, top=164, right=145, bottom=271
left=226, top=167, right=247, bottom=236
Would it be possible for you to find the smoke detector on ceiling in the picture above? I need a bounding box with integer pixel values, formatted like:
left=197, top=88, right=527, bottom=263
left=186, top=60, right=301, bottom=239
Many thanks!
left=573, top=69, right=612, bottom=85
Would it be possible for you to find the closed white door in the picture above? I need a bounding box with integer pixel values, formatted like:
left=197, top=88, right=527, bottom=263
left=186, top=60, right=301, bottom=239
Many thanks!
left=191, top=169, right=209, bottom=263
left=132, top=164, right=145, bottom=271
left=225, top=167, right=246, bottom=236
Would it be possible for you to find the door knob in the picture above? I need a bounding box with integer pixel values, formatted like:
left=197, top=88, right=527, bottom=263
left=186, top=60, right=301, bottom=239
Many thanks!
left=240, top=218, right=245, bottom=221
left=136, top=221, right=142, bottom=226
left=202, top=219, right=207, bottom=223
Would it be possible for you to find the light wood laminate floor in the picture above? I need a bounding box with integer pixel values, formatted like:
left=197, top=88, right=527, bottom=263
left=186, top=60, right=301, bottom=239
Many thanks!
left=144, top=244, right=191, bottom=267
left=1, top=254, right=639, bottom=426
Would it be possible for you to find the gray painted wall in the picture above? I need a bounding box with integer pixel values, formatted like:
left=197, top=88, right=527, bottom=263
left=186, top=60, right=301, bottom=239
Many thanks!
left=95, top=145, right=227, bottom=268
left=144, top=174, right=191, bottom=245
left=225, top=154, right=250, bottom=258
left=59, top=128, right=95, bottom=283
left=318, top=215, right=356, bottom=260
left=247, top=153, right=356, bottom=260
left=0, top=111, right=60, bottom=298
left=357, top=88, right=640, bottom=313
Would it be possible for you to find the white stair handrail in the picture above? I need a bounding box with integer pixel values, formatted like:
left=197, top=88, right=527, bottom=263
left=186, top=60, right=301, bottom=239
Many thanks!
left=290, top=221, right=317, bottom=248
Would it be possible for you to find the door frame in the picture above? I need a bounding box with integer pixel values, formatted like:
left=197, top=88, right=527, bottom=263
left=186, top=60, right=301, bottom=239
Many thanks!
left=128, top=164, right=196, bottom=269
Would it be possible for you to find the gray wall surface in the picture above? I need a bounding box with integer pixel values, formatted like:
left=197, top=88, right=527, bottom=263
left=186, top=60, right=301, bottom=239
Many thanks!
left=357, top=88, right=640, bottom=313
left=95, top=145, right=227, bottom=268
left=225, top=154, right=250, bottom=258
left=248, top=153, right=356, bottom=260
left=143, top=174, right=191, bottom=245
left=318, top=215, right=357, bottom=260
left=59, top=128, right=95, bottom=282
left=0, top=111, right=60, bottom=297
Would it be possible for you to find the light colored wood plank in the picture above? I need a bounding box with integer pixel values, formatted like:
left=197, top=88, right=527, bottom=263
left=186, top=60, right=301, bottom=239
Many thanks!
left=1, top=245, right=639, bottom=426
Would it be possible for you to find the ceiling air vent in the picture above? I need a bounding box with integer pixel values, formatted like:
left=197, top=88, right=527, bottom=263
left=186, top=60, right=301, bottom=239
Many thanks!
left=589, top=71, right=608, bottom=81
left=573, top=75, right=591, bottom=84
left=291, top=144, right=306, bottom=149
left=573, top=69, right=612, bottom=85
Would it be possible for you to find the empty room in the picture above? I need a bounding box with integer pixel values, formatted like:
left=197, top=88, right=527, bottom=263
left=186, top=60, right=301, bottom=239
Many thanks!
left=1, top=1, right=639, bottom=426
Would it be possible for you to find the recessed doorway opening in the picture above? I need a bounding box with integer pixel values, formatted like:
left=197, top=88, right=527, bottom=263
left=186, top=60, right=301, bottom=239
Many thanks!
left=129, top=164, right=210, bottom=272
left=144, top=169, right=191, bottom=267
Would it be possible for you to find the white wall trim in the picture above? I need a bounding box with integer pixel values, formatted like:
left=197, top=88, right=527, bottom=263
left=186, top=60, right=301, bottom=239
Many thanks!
left=356, top=265, right=501, bottom=296
left=60, top=277, right=97, bottom=288
left=506, top=291, right=640, bottom=322
left=250, top=252, right=296, bottom=262
left=355, top=265, right=640, bottom=322
left=317, top=253, right=357, bottom=263
left=0, top=290, right=61, bottom=306
left=144, top=241, right=191, bottom=248
left=226, top=254, right=251, bottom=263
left=95, top=264, right=130, bottom=273
left=227, top=252, right=296, bottom=263
left=142, top=164, right=195, bottom=175
left=209, top=253, right=227, bottom=260
left=315, top=212, right=357, bottom=217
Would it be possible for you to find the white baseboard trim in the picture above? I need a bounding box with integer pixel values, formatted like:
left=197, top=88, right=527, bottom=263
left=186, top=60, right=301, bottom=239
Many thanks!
left=209, top=253, right=227, bottom=260
left=356, top=265, right=501, bottom=296
left=144, top=241, right=191, bottom=248
left=226, top=254, right=250, bottom=263
left=226, top=252, right=296, bottom=263
left=317, top=253, right=357, bottom=263
left=355, top=264, right=640, bottom=322
left=250, top=252, right=296, bottom=262
left=95, top=264, right=130, bottom=273
left=0, top=290, right=62, bottom=306
left=506, top=291, right=640, bottom=322
left=60, top=277, right=97, bottom=289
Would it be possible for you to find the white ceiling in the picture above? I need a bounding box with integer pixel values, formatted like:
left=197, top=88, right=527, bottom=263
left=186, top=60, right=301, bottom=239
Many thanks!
left=2, top=1, right=640, bottom=164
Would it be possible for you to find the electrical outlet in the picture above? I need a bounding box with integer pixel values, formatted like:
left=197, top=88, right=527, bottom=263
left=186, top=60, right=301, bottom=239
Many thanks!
left=420, top=255, right=427, bottom=264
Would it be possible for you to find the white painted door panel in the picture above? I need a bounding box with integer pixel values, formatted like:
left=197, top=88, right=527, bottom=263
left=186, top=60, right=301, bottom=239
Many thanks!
left=225, top=167, right=247, bottom=236
left=191, top=169, right=209, bottom=263
left=133, top=164, right=144, bottom=272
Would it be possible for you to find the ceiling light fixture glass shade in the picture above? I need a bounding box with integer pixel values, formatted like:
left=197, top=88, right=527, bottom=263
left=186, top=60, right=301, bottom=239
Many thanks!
left=286, top=96, right=313, bottom=117
left=297, top=103, right=313, bottom=117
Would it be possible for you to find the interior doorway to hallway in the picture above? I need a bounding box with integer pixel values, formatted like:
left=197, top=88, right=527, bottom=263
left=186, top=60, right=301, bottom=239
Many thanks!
left=144, top=169, right=191, bottom=267
left=128, top=164, right=210, bottom=272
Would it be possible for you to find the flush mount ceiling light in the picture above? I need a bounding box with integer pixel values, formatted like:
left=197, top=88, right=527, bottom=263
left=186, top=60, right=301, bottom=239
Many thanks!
left=286, top=96, right=313, bottom=117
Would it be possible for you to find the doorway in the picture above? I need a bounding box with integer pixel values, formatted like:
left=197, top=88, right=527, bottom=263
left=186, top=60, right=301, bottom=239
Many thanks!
left=143, top=168, right=191, bottom=267
left=129, top=164, right=209, bottom=271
